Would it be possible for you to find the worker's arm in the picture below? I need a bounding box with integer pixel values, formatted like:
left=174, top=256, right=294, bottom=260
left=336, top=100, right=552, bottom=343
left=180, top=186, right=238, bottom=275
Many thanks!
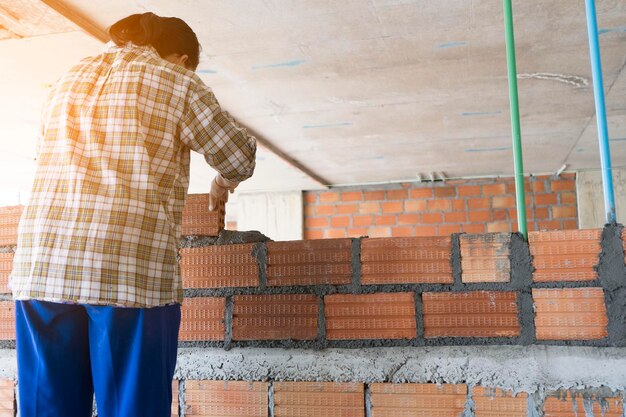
left=179, top=79, right=257, bottom=209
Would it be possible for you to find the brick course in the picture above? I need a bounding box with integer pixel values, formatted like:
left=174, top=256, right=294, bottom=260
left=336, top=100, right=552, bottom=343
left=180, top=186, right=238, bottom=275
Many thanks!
left=370, top=383, right=466, bottom=417
left=273, top=382, right=364, bottom=417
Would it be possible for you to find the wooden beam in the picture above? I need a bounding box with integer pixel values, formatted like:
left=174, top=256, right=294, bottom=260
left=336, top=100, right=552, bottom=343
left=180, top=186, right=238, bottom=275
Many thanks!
left=40, top=0, right=108, bottom=42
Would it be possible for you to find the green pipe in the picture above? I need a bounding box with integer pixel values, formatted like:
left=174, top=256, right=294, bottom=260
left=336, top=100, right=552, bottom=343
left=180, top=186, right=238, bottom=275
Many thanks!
left=503, top=0, right=528, bottom=240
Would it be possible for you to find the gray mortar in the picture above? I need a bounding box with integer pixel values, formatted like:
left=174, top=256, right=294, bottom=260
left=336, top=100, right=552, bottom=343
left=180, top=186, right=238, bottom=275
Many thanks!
left=414, top=291, right=425, bottom=342
left=599, top=224, right=626, bottom=347
left=317, top=297, right=327, bottom=346
left=0, top=246, right=14, bottom=254
left=351, top=238, right=362, bottom=292
left=526, top=392, right=542, bottom=417
left=451, top=234, right=463, bottom=288
left=252, top=242, right=267, bottom=290
left=364, top=384, right=372, bottom=417
left=268, top=381, right=274, bottom=417
left=604, top=287, right=626, bottom=347
left=179, top=229, right=271, bottom=248
left=178, top=379, right=185, bottom=417
left=463, top=387, right=475, bottom=417
left=518, top=291, right=536, bottom=345
left=510, top=233, right=533, bottom=289
left=172, top=346, right=626, bottom=394
left=223, top=296, right=233, bottom=350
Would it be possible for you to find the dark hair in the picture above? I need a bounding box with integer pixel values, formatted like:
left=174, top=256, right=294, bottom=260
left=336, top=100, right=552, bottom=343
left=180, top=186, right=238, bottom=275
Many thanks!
left=108, top=12, right=200, bottom=70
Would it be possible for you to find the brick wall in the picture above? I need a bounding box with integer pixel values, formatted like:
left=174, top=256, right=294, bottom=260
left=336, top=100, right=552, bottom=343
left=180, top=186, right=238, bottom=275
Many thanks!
left=303, top=174, right=578, bottom=239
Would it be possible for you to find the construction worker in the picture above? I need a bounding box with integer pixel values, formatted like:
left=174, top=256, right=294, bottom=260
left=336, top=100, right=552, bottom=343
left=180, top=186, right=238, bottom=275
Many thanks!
left=10, top=12, right=256, bottom=417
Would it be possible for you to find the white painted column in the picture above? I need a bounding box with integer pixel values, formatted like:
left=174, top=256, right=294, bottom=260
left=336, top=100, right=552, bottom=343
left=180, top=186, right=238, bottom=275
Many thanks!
left=236, top=191, right=303, bottom=241
left=577, top=168, right=626, bottom=228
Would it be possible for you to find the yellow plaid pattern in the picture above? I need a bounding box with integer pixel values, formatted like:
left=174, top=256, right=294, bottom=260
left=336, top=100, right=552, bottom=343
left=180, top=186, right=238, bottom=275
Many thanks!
left=10, top=42, right=256, bottom=307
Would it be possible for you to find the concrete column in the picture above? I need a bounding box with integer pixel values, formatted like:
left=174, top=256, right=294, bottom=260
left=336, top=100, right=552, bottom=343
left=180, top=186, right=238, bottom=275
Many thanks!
left=236, top=191, right=303, bottom=241
left=577, top=168, right=626, bottom=227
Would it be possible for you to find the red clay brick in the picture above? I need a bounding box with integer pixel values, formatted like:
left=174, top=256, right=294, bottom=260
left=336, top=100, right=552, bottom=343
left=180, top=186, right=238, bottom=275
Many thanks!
left=444, top=211, right=466, bottom=223
left=537, top=220, right=562, bottom=230
left=462, top=224, right=486, bottom=234
left=359, top=202, right=381, bottom=214
left=319, top=191, right=340, bottom=203
left=506, top=181, right=531, bottom=194
left=181, top=195, right=224, bottom=236
left=326, top=229, right=348, bottom=239
left=434, top=187, right=456, bottom=198
left=232, top=294, right=318, bottom=341
left=410, top=188, right=433, bottom=199
left=404, top=200, right=428, bottom=212
left=458, top=185, right=481, bottom=196
left=483, top=184, right=506, bottom=195
left=535, top=193, right=558, bottom=206
left=375, top=215, right=396, bottom=226
left=304, top=193, right=317, bottom=204
left=370, top=383, right=466, bottom=417
left=398, top=214, right=420, bottom=225
left=529, top=229, right=601, bottom=282
left=494, top=209, right=509, bottom=221
left=361, top=237, right=453, bottom=285
left=487, top=222, right=510, bottom=233
left=381, top=202, right=404, bottom=213
left=414, top=226, right=437, bottom=236
left=460, top=233, right=511, bottom=283
left=439, top=224, right=462, bottom=235
left=304, top=230, right=324, bottom=240
left=451, top=199, right=466, bottom=211
left=184, top=380, right=267, bottom=417
left=560, top=192, right=577, bottom=205
left=387, top=189, right=409, bottom=200
left=337, top=204, right=358, bottom=215
left=550, top=179, right=575, bottom=192
left=552, top=206, right=577, bottom=218
left=427, top=199, right=451, bottom=211
left=304, top=205, right=316, bottom=217
left=171, top=380, right=178, bottom=417
left=422, top=291, right=520, bottom=338
left=392, top=227, right=415, bottom=237
left=342, top=191, right=363, bottom=202
left=354, top=215, right=375, bottom=227
left=363, top=191, right=385, bottom=201
left=367, top=227, right=392, bottom=238
left=179, top=297, right=225, bottom=341
left=304, top=216, right=329, bottom=228
left=543, top=392, right=623, bottom=417
left=274, top=382, right=364, bottom=417
left=533, top=288, right=608, bottom=340
left=468, top=211, right=491, bottom=222
left=0, top=206, right=20, bottom=246
left=325, top=292, right=416, bottom=340
left=492, top=196, right=516, bottom=208
left=532, top=180, right=546, bottom=192
left=315, top=204, right=335, bottom=215
left=421, top=212, right=442, bottom=223
left=179, top=245, right=258, bottom=288
left=472, top=387, right=527, bottom=417
left=348, top=227, right=368, bottom=237
left=0, top=253, right=12, bottom=294
left=331, top=216, right=351, bottom=228
left=468, top=198, right=491, bottom=210
left=563, top=219, right=578, bottom=229
left=534, top=207, right=550, bottom=220
left=267, top=239, right=352, bottom=286
left=0, top=380, right=14, bottom=417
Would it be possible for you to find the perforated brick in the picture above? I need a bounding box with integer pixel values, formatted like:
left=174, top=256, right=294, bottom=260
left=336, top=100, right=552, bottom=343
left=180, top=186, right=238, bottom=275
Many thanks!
left=533, top=288, right=608, bottom=340
left=171, top=380, right=179, bottom=417
left=370, top=383, right=466, bottom=417
left=324, top=292, right=416, bottom=340
left=0, top=302, right=13, bottom=341
left=0, top=206, right=22, bottom=246
left=180, top=297, right=225, bottom=341
left=543, top=392, right=623, bottom=417
left=0, top=380, right=14, bottom=417
left=529, top=229, right=601, bottom=282
left=181, top=194, right=224, bottom=236
left=267, top=239, right=352, bottom=286
left=422, top=291, right=520, bottom=338
left=361, top=237, right=453, bottom=284
left=472, top=387, right=527, bottom=417
left=460, top=233, right=511, bottom=283
left=179, top=244, right=258, bottom=288
left=274, top=382, right=364, bottom=417
left=184, top=380, right=267, bottom=417
left=0, top=253, right=12, bottom=294
left=232, top=294, right=318, bottom=341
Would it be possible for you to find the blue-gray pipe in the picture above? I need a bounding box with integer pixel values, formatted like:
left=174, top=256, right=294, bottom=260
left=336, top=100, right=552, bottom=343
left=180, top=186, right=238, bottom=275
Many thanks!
left=585, top=0, right=616, bottom=223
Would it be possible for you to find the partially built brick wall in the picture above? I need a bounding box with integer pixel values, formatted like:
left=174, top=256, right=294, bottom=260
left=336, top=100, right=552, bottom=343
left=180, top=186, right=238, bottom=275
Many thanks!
left=0, top=195, right=625, bottom=417
left=303, top=174, right=578, bottom=239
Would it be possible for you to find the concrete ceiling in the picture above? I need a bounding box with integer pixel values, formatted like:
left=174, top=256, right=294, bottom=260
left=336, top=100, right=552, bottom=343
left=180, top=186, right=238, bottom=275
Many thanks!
left=0, top=0, right=624, bottom=202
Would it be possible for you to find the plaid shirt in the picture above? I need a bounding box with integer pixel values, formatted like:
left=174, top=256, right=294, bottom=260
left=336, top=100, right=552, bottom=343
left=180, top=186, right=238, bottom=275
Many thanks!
left=11, top=42, right=256, bottom=307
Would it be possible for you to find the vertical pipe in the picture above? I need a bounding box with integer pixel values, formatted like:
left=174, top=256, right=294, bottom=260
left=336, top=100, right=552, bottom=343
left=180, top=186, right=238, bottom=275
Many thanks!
left=585, top=0, right=616, bottom=223
left=503, top=0, right=528, bottom=239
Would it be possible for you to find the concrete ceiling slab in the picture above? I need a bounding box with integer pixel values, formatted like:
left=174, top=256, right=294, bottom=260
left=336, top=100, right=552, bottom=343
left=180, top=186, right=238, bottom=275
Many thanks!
left=0, top=0, right=624, bottom=200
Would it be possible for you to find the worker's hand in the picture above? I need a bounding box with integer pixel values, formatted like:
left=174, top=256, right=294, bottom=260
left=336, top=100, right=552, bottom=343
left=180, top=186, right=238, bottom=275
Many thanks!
left=209, top=174, right=240, bottom=211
